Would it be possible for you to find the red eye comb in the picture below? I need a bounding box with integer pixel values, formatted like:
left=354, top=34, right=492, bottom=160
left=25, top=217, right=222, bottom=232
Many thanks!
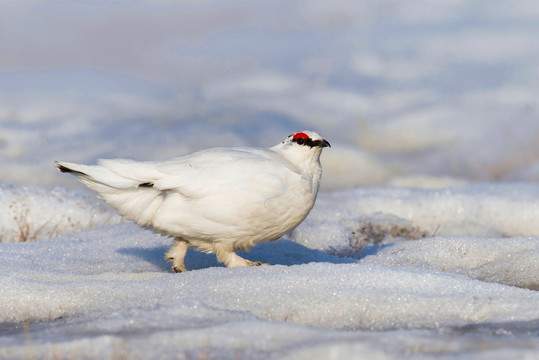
left=293, top=132, right=309, bottom=139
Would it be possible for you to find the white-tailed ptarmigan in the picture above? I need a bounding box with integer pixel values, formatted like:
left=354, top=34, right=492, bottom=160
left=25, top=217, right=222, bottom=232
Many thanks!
left=56, top=131, right=330, bottom=272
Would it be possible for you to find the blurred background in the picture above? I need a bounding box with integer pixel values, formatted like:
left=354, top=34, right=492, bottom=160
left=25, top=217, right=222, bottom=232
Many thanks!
left=1, top=0, right=539, bottom=190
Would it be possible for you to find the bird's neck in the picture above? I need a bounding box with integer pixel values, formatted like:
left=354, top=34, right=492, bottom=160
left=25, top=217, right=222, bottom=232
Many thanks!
left=271, top=146, right=323, bottom=192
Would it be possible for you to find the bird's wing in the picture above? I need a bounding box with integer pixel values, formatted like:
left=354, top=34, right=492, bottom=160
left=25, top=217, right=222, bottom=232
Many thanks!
left=154, top=148, right=297, bottom=199
left=97, top=148, right=299, bottom=200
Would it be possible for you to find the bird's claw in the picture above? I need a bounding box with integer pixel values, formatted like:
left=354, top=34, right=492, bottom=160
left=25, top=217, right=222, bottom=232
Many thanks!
left=247, top=261, right=271, bottom=267
left=172, top=265, right=186, bottom=273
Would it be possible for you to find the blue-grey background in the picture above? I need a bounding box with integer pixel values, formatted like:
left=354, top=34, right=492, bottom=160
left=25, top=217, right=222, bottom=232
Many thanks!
left=2, top=1, right=539, bottom=189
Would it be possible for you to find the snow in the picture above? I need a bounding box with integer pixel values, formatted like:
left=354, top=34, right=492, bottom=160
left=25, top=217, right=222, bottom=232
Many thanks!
left=1, top=185, right=538, bottom=359
left=0, top=184, right=122, bottom=243
left=2, top=0, right=539, bottom=358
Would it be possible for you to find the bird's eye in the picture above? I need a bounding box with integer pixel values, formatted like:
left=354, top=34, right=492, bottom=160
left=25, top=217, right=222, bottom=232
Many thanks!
left=296, top=138, right=305, bottom=145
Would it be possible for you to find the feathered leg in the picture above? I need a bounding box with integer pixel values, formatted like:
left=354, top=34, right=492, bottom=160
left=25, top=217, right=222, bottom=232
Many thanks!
left=214, top=243, right=266, bottom=268
left=165, top=238, right=189, bottom=273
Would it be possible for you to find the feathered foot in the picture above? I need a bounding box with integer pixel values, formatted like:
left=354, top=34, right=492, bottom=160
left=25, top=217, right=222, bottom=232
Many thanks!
left=165, top=238, right=189, bottom=273
left=214, top=244, right=270, bottom=268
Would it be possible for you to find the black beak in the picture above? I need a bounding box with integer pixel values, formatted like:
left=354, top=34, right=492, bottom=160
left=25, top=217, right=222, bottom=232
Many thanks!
left=318, top=139, right=331, bottom=148
left=301, top=138, right=331, bottom=148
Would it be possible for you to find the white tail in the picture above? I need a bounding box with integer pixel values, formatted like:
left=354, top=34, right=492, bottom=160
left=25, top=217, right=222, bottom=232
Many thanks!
left=55, top=161, right=164, bottom=226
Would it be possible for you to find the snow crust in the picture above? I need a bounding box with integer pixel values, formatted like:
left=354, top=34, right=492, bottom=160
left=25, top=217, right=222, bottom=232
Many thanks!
left=1, top=184, right=538, bottom=359
left=0, top=184, right=122, bottom=243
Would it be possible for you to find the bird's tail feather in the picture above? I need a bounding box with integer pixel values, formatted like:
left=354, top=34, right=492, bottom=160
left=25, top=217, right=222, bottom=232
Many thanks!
left=55, top=161, right=140, bottom=192
left=55, top=161, right=163, bottom=226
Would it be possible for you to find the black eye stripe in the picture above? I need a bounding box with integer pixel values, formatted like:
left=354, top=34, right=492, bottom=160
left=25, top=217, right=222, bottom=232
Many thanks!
left=291, top=137, right=330, bottom=148
left=293, top=137, right=314, bottom=147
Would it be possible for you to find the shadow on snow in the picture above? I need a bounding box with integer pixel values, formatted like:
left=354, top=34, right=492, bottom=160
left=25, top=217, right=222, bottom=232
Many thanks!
left=117, top=238, right=357, bottom=272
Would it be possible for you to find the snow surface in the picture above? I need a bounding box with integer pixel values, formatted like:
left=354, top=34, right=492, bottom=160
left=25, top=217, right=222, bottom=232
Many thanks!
left=1, top=184, right=538, bottom=359
left=2, top=0, right=539, bottom=359
left=0, top=184, right=122, bottom=243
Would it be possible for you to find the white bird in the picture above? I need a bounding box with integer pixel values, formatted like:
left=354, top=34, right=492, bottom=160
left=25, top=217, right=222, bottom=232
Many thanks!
left=56, top=130, right=330, bottom=272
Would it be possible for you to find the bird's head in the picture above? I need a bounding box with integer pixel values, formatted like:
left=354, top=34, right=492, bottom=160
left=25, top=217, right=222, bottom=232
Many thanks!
left=273, top=130, right=330, bottom=168
left=285, top=131, right=331, bottom=149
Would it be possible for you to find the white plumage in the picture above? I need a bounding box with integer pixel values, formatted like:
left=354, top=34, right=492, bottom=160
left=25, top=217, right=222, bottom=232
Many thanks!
left=56, top=130, right=330, bottom=272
